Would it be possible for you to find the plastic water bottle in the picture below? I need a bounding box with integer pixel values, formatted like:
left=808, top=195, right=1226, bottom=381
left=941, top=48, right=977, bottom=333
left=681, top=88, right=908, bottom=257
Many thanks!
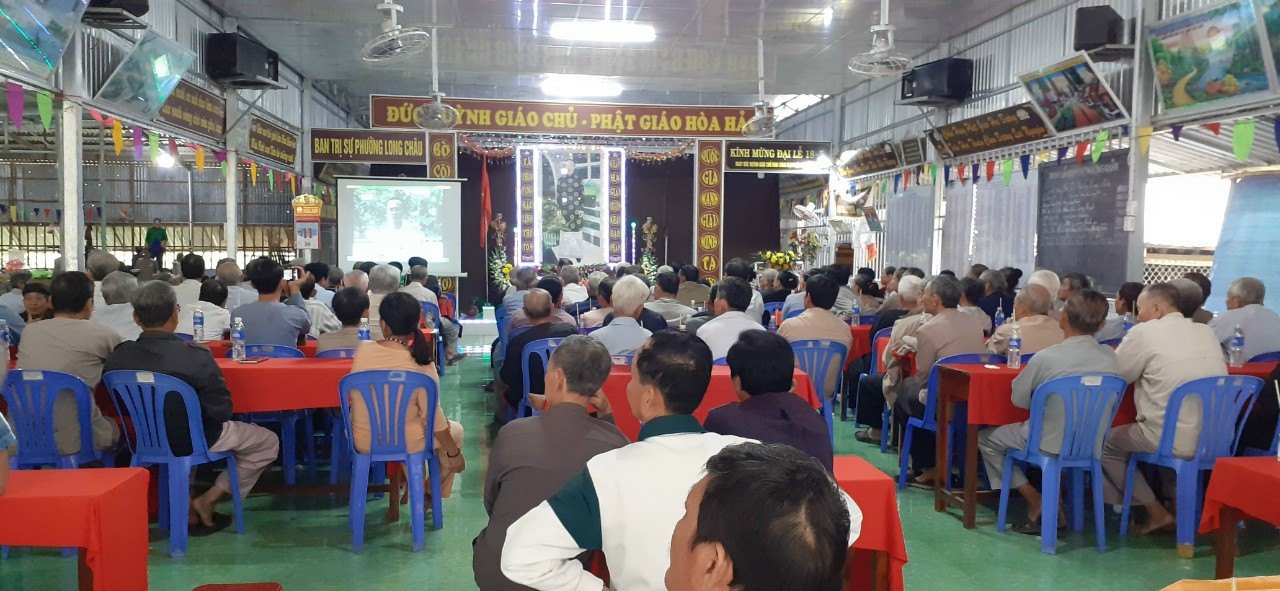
left=1122, top=313, right=1135, bottom=334
left=919, top=313, right=933, bottom=328
left=994, top=307, right=1006, bottom=329
left=359, top=319, right=371, bottom=341
left=192, top=307, right=205, bottom=342
left=0, top=319, right=9, bottom=351
left=1228, top=325, right=1245, bottom=368
left=1007, top=324, right=1023, bottom=369
left=852, top=300, right=861, bottom=320
left=231, top=317, right=246, bottom=361
left=768, top=312, right=778, bottom=331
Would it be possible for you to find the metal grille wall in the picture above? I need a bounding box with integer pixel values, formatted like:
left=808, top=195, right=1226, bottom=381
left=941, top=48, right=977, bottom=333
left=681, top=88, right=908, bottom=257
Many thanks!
left=941, top=183, right=976, bottom=273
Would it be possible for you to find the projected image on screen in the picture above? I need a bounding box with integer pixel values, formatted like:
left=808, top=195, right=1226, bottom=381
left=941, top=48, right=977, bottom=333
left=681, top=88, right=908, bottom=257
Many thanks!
left=338, top=178, right=464, bottom=275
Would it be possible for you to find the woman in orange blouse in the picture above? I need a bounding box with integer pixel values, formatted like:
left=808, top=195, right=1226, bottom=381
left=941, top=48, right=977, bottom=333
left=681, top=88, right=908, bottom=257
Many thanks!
left=349, top=292, right=465, bottom=496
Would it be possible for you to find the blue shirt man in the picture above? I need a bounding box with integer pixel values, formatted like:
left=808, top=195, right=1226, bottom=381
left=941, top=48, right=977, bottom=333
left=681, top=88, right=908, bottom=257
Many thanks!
left=230, top=258, right=311, bottom=347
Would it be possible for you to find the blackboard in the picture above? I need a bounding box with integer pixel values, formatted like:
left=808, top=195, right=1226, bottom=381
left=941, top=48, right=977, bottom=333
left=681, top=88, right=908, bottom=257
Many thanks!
left=1036, top=149, right=1131, bottom=292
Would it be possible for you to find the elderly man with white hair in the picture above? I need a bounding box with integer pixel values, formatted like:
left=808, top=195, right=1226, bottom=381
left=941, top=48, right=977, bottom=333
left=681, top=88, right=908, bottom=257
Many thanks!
left=559, top=265, right=588, bottom=307
left=1209, top=277, right=1280, bottom=361
left=587, top=275, right=652, bottom=355
left=1025, top=269, right=1061, bottom=319
left=216, top=261, right=254, bottom=311
left=853, top=275, right=927, bottom=444
left=86, top=251, right=120, bottom=309
left=343, top=269, right=370, bottom=292
left=90, top=271, right=142, bottom=341
left=987, top=284, right=1064, bottom=357
left=367, top=264, right=401, bottom=340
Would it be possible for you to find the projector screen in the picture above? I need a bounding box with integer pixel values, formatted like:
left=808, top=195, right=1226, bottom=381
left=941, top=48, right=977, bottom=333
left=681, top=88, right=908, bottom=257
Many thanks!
left=337, top=177, right=464, bottom=275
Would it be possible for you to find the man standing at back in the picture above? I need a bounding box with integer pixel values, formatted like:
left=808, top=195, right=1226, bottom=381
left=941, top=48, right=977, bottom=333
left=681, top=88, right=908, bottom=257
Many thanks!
left=1102, top=283, right=1225, bottom=534
left=697, top=277, right=766, bottom=360
left=501, top=331, right=755, bottom=590
left=475, top=336, right=628, bottom=590
left=230, top=258, right=311, bottom=347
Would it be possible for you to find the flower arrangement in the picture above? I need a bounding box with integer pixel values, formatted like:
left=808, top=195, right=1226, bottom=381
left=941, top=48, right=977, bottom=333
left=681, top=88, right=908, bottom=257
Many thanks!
left=640, top=251, right=659, bottom=279
left=489, top=249, right=512, bottom=291
left=789, top=230, right=823, bottom=266
left=754, top=250, right=798, bottom=271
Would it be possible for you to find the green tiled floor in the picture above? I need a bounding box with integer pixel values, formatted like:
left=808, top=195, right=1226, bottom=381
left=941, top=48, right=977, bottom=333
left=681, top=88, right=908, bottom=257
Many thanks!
left=3, top=341, right=1278, bottom=590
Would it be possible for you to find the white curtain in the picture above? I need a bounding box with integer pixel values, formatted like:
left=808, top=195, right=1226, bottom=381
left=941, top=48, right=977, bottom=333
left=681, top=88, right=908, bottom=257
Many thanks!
left=971, top=169, right=1039, bottom=273
left=941, top=183, right=975, bottom=274
left=882, top=186, right=934, bottom=271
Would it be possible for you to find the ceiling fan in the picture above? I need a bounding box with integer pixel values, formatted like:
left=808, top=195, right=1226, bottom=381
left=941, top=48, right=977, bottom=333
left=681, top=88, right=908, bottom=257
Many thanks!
left=361, top=2, right=431, bottom=63
left=412, top=0, right=460, bottom=131
left=742, top=38, right=776, bottom=139
left=848, top=0, right=912, bottom=78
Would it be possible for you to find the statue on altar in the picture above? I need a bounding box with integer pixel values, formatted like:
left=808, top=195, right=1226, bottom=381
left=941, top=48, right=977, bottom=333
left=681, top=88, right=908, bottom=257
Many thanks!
left=642, top=216, right=660, bottom=252
left=489, top=213, right=508, bottom=251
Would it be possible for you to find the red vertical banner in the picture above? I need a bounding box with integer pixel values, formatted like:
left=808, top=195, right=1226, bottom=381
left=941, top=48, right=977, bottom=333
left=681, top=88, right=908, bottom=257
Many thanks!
left=517, top=147, right=537, bottom=265
left=695, top=140, right=724, bottom=280
left=606, top=149, right=624, bottom=264
left=427, top=132, right=457, bottom=178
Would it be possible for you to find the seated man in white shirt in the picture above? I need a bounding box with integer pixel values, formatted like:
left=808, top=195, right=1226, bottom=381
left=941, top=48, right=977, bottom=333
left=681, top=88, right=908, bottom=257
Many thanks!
left=644, top=271, right=696, bottom=323
left=1208, top=277, right=1280, bottom=361
left=559, top=265, right=588, bottom=307
left=303, top=262, right=335, bottom=309
left=173, top=254, right=206, bottom=307
left=215, top=261, right=254, bottom=312
left=588, top=275, right=652, bottom=355
left=724, top=258, right=765, bottom=325
left=398, top=265, right=439, bottom=305
left=987, top=284, right=1065, bottom=356
left=666, top=442, right=858, bottom=591
left=177, top=280, right=232, bottom=342
left=581, top=277, right=615, bottom=328
left=86, top=251, right=119, bottom=310
left=698, top=277, right=767, bottom=360
left=0, top=269, right=29, bottom=313
left=91, top=271, right=142, bottom=341
left=302, top=275, right=342, bottom=337
left=1104, top=283, right=1226, bottom=535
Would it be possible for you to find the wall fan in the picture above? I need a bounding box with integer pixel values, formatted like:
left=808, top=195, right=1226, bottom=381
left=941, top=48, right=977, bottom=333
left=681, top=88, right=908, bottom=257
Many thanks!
left=848, top=0, right=912, bottom=78
left=362, top=2, right=430, bottom=62
left=792, top=202, right=824, bottom=224
left=742, top=38, right=776, bottom=139
left=412, top=0, right=459, bottom=131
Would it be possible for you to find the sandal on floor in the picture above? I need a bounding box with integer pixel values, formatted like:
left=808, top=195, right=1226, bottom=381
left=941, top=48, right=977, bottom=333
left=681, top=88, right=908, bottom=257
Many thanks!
left=853, top=429, right=881, bottom=445
left=189, top=512, right=232, bottom=537
left=1011, top=519, right=1065, bottom=536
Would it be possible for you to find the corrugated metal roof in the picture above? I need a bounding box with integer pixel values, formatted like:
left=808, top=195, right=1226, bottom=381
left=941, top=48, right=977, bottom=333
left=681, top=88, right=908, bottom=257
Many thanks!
left=1148, top=116, right=1280, bottom=177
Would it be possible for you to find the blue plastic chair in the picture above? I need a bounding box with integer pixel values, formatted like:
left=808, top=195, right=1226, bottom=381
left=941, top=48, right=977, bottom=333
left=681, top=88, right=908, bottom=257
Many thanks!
left=859, top=314, right=879, bottom=326
left=495, top=306, right=511, bottom=355
left=580, top=326, right=602, bottom=335
left=791, top=339, right=849, bottom=446
left=519, top=338, right=564, bottom=418
left=763, top=302, right=784, bottom=321
left=102, top=370, right=246, bottom=558
left=1246, top=351, right=1280, bottom=363
left=339, top=370, right=442, bottom=552
left=1244, top=421, right=1280, bottom=457
left=995, top=374, right=1128, bottom=554
left=226, top=344, right=311, bottom=483
left=421, top=302, right=447, bottom=377
left=174, top=332, right=195, bottom=341
left=784, top=308, right=803, bottom=320
left=2, top=370, right=116, bottom=469
left=316, top=348, right=357, bottom=359
left=441, top=292, right=458, bottom=315
left=713, top=357, right=729, bottom=366
left=1099, top=338, right=1123, bottom=348
left=899, top=353, right=1007, bottom=490
left=611, top=354, right=634, bottom=366
left=1119, top=375, right=1263, bottom=556
left=223, top=344, right=306, bottom=358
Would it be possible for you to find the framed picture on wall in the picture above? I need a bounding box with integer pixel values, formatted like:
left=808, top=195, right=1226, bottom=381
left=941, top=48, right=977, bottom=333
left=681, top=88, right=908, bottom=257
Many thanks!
left=1017, top=52, right=1130, bottom=135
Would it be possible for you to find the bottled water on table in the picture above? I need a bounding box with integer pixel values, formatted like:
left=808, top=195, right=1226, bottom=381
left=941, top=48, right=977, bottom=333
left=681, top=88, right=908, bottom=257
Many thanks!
left=994, top=307, right=1006, bottom=328
left=0, top=319, right=9, bottom=350
left=1007, top=324, right=1023, bottom=369
left=193, top=308, right=205, bottom=341
left=231, top=317, right=246, bottom=361
left=359, top=319, right=371, bottom=341
left=1122, top=313, right=1135, bottom=334
left=1228, top=325, right=1245, bottom=368
left=852, top=301, right=861, bottom=320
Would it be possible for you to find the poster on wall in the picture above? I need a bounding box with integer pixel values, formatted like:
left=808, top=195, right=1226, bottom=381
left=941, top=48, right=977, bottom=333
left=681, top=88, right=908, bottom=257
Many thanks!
left=1258, top=0, right=1280, bottom=72
left=1147, top=0, right=1273, bottom=114
left=1018, top=53, right=1129, bottom=134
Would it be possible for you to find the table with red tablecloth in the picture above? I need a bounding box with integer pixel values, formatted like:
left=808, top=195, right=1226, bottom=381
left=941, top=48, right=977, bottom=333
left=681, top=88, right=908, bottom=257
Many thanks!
left=203, top=329, right=434, bottom=359
left=0, top=468, right=149, bottom=591
left=216, top=358, right=353, bottom=412
left=834, top=456, right=908, bottom=591
left=602, top=365, right=818, bottom=441
left=1198, top=457, right=1280, bottom=579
